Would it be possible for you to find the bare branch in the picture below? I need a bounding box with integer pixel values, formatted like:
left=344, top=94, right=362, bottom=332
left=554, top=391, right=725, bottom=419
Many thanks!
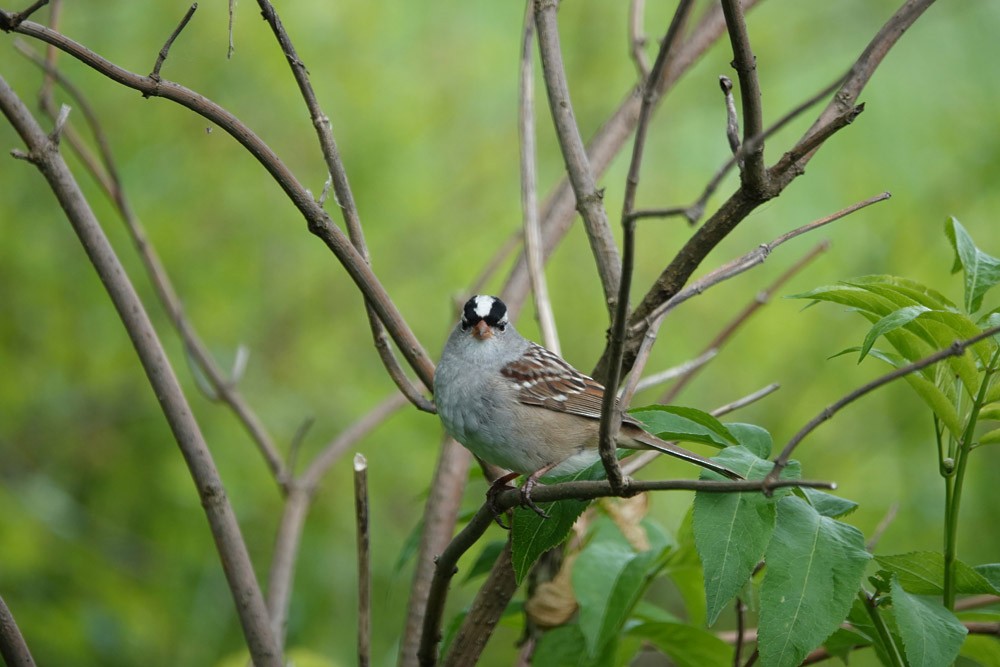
left=150, top=3, right=197, bottom=81
left=627, top=0, right=650, bottom=78
left=0, top=0, right=46, bottom=29
left=1, top=13, right=437, bottom=392
left=0, top=595, right=35, bottom=667
left=254, top=0, right=434, bottom=410
left=0, top=74, right=282, bottom=666
left=534, top=0, right=621, bottom=318
left=354, top=454, right=372, bottom=667
left=720, top=75, right=740, bottom=158
left=15, top=41, right=293, bottom=485
left=607, top=0, right=933, bottom=380
left=767, top=324, right=1000, bottom=486
left=599, top=0, right=696, bottom=493
left=660, top=240, right=829, bottom=403
left=441, top=540, right=517, bottom=667
left=520, top=2, right=560, bottom=354
left=720, top=0, right=767, bottom=193
left=399, top=438, right=472, bottom=667
left=502, top=1, right=755, bottom=321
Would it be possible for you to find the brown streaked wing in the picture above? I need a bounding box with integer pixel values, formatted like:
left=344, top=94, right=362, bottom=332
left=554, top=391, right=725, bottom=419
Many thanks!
left=500, top=343, right=617, bottom=420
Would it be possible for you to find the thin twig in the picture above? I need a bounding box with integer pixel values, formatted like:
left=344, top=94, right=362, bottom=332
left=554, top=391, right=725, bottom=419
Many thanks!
left=0, top=74, right=282, bottom=666
left=0, top=595, right=35, bottom=667
left=534, top=0, right=621, bottom=318
left=150, top=3, right=197, bottom=81
left=0, top=0, right=47, bottom=29
left=734, top=597, right=747, bottom=667
left=660, top=240, right=829, bottom=403
left=630, top=348, right=717, bottom=395
left=767, top=324, right=1000, bottom=486
left=621, top=382, right=779, bottom=475
left=255, top=0, right=435, bottom=412
left=613, top=1, right=934, bottom=380
left=519, top=1, right=560, bottom=354
left=15, top=41, right=292, bottom=486
left=866, top=502, right=899, bottom=552
left=627, top=0, right=650, bottom=78
left=1, top=12, right=437, bottom=391
left=720, top=75, right=740, bottom=159
left=720, top=0, right=767, bottom=193
left=638, top=192, right=890, bottom=331
left=354, top=454, right=371, bottom=667
left=600, top=0, right=696, bottom=494
left=501, top=1, right=754, bottom=321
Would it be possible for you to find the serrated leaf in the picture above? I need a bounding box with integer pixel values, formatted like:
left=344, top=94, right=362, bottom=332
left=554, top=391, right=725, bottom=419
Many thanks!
left=628, top=622, right=732, bottom=667
left=824, top=626, right=874, bottom=662
left=694, top=446, right=800, bottom=625
left=758, top=496, right=871, bottom=667
left=510, top=459, right=609, bottom=584
left=859, top=305, right=930, bottom=362
left=974, top=563, right=1000, bottom=591
left=800, top=487, right=858, bottom=518
left=726, top=422, right=773, bottom=458
left=573, top=535, right=670, bottom=658
left=875, top=551, right=1000, bottom=595
left=891, top=575, right=968, bottom=667
left=946, top=217, right=1000, bottom=313
left=630, top=405, right=737, bottom=448
left=665, top=509, right=707, bottom=626
left=789, top=283, right=898, bottom=316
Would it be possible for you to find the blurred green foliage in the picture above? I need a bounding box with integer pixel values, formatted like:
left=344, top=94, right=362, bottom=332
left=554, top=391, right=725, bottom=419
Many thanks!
left=1, top=1, right=999, bottom=665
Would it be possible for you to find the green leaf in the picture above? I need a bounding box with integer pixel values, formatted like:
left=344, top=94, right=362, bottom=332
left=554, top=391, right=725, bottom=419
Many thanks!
left=694, top=446, right=800, bottom=625
left=510, top=459, right=609, bottom=584
left=572, top=532, right=670, bottom=658
left=945, top=216, right=1000, bottom=313
left=789, top=283, right=897, bottom=315
left=800, top=487, right=858, bottom=518
left=726, top=422, right=773, bottom=458
left=875, top=551, right=1000, bottom=595
left=974, top=563, right=1000, bottom=591
left=891, top=575, right=968, bottom=667
left=531, top=624, right=592, bottom=667
left=960, top=634, right=1000, bottom=667
left=630, top=405, right=737, bottom=448
left=665, top=510, right=707, bottom=627
left=980, top=428, right=1000, bottom=446
left=757, top=496, right=871, bottom=667
left=628, top=622, right=732, bottom=667
left=859, top=305, right=930, bottom=362
left=823, top=627, right=873, bottom=662
left=847, top=274, right=958, bottom=311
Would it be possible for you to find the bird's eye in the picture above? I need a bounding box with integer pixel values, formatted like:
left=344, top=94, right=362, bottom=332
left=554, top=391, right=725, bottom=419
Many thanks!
left=460, top=321, right=470, bottom=331
left=496, top=323, right=506, bottom=332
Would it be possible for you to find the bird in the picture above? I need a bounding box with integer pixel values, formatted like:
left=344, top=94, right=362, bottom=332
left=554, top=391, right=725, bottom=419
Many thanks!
left=433, top=294, right=740, bottom=521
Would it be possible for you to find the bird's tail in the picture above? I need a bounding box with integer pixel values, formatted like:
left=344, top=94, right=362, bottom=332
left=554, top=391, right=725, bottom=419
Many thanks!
left=632, top=431, right=742, bottom=480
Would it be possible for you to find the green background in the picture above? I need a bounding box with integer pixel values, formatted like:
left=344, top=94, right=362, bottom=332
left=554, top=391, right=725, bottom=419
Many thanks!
left=1, top=0, right=998, bottom=664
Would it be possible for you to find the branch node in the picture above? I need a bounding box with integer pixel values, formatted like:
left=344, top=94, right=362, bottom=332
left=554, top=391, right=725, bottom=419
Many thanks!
left=150, top=3, right=198, bottom=81
left=1, top=0, right=49, bottom=31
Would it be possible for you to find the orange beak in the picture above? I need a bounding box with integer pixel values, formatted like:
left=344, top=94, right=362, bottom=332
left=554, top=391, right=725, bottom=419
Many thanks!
left=471, top=320, right=492, bottom=340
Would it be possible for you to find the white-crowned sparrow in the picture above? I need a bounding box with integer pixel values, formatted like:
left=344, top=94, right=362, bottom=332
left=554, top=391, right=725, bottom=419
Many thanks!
left=434, top=295, right=739, bottom=518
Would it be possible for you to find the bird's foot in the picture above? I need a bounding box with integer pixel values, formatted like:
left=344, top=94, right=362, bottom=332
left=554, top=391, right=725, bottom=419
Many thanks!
left=519, top=476, right=550, bottom=520
left=486, top=472, right=521, bottom=529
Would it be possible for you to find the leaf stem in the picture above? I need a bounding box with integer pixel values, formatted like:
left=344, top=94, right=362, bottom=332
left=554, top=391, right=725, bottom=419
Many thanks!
left=859, top=590, right=905, bottom=667
left=943, top=346, right=1000, bottom=609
